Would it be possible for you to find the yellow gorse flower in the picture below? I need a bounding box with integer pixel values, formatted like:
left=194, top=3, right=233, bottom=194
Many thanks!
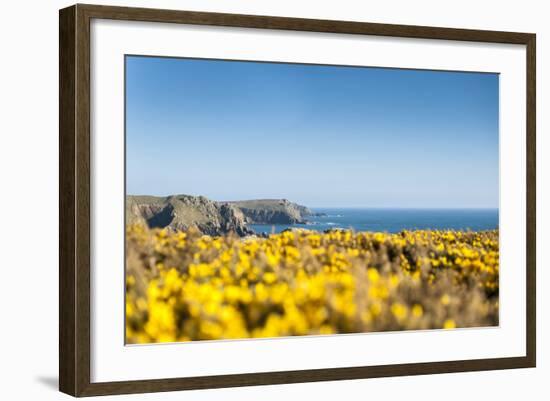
left=125, top=225, right=499, bottom=343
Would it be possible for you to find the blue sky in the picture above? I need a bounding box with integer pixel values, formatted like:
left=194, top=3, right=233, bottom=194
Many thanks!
left=126, top=56, right=499, bottom=208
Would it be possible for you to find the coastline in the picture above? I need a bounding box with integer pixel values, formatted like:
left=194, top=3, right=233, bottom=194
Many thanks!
left=249, top=207, right=499, bottom=235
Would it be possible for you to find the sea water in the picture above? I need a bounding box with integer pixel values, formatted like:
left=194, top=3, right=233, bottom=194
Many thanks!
left=249, top=208, right=499, bottom=234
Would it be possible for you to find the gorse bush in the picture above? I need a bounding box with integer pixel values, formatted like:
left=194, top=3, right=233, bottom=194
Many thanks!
left=125, top=225, right=499, bottom=343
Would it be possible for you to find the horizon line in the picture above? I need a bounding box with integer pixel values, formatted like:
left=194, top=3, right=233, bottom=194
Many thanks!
left=126, top=193, right=497, bottom=210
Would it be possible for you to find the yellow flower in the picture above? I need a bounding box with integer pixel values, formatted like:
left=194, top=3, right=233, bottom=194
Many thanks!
left=125, top=225, right=499, bottom=343
left=443, top=319, right=457, bottom=329
left=411, top=304, right=423, bottom=318
left=391, top=302, right=408, bottom=320
left=263, top=272, right=277, bottom=284
left=367, top=268, right=380, bottom=283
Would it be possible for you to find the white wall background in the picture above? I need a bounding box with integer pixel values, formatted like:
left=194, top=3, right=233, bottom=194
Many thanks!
left=0, top=0, right=546, bottom=400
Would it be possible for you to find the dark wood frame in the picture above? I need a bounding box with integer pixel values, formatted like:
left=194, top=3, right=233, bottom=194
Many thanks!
left=59, top=3, right=536, bottom=397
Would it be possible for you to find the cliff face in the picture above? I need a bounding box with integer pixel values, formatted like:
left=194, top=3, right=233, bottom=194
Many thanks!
left=226, top=199, right=313, bottom=224
left=126, top=195, right=253, bottom=236
left=126, top=195, right=318, bottom=236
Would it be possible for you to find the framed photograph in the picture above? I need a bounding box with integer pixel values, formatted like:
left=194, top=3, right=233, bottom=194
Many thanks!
left=59, top=4, right=536, bottom=397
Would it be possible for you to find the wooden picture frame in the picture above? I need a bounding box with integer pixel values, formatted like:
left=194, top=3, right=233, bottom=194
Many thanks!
left=59, top=3, right=536, bottom=397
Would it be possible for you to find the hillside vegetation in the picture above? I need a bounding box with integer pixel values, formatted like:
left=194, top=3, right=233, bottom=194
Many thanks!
left=126, top=225, right=499, bottom=343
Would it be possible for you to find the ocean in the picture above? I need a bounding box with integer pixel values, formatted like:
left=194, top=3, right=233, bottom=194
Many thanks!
left=249, top=208, right=499, bottom=234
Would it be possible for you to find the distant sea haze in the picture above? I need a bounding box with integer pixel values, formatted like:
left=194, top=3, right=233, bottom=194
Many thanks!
left=249, top=208, right=499, bottom=234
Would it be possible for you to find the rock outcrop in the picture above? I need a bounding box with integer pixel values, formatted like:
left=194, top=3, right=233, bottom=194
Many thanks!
left=226, top=199, right=313, bottom=224
left=126, top=194, right=253, bottom=236
left=126, top=195, right=322, bottom=236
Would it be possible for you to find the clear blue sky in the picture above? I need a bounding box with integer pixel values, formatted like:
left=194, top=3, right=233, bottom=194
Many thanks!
left=126, top=56, right=499, bottom=208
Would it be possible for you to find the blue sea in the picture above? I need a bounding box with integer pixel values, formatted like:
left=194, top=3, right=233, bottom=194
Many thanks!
left=249, top=208, right=499, bottom=234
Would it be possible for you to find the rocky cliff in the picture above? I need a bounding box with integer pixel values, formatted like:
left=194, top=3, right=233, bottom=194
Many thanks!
left=226, top=199, right=313, bottom=224
left=126, top=195, right=253, bottom=236
left=126, top=195, right=321, bottom=236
